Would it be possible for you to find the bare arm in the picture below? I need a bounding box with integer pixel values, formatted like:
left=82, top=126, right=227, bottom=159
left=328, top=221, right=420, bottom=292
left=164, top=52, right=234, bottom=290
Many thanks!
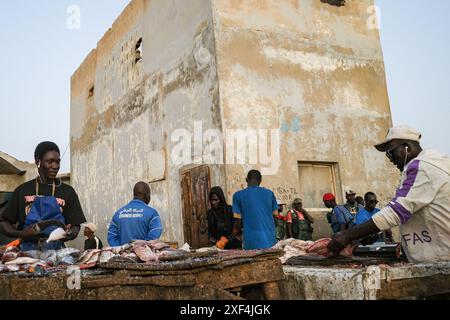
left=328, top=220, right=381, bottom=256
left=287, top=222, right=293, bottom=239
left=0, top=218, right=42, bottom=240
left=302, top=209, right=315, bottom=224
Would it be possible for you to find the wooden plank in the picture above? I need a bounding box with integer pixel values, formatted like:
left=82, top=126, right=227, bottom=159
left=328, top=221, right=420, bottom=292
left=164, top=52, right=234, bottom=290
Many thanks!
left=377, top=275, right=450, bottom=299
left=82, top=274, right=196, bottom=289
left=123, top=268, right=207, bottom=276
left=96, top=285, right=228, bottom=300
left=263, top=281, right=282, bottom=300
left=216, top=288, right=245, bottom=300
left=195, top=259, right=284, bottom=289
left=9, top=276, right=97, bottom=300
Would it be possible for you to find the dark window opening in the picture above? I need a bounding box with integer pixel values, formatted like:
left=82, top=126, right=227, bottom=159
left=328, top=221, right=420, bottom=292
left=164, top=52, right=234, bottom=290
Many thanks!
left=88, top=86, right=94, bottom=98
left=320, top=0, right=345, bottom=7
left=135, top=38, right=143, bottom=64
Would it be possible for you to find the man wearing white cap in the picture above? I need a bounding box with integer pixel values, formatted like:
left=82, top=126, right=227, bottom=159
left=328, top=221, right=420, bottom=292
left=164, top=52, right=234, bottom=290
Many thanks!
left=329, top=126, right=450, bottom=263
left=84, top=222, right=103, bottom=250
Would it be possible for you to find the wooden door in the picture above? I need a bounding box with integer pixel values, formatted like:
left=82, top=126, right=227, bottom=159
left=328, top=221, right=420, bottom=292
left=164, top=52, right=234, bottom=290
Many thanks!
left=181, top=166, right=211, bottom=249
left=298, top=163, right=337, bottom=208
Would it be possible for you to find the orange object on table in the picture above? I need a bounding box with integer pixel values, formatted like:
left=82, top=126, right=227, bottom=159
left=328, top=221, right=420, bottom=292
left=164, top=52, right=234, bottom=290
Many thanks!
left=2, top=238, right=21, bottom=250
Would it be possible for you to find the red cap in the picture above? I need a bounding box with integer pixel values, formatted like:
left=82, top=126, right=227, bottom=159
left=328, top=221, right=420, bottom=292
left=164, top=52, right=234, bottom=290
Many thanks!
left=323, top=193, right=335, bottom=201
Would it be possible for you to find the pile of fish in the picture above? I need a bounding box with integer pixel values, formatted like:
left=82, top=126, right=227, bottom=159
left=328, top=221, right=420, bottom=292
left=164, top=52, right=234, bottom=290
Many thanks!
left=0, top=240, right=186, bottom=274
left=0, top=246, right=80, bottom=273
left=274, top=238, right=354, bottom=264
left=78, top=240, right=188, bottom=268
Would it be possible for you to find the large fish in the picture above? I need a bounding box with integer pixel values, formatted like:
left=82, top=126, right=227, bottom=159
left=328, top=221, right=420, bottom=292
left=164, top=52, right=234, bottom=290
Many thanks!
left=5, top=264, right=20, bottom=272
left=99, top=250, right=117, bottom=264
left=306, top=238, right=354, bottom=257
left=280, top=245, right=309, bottom=264
left=156, top=248, right=188, bottom=260
left=56, top=248, right=80, bottom=260
left=133, top=244, right=159, bottom=263
left=108, top=255, right=138, bottom=264
left=19, top=250, right=41, bottom=259
left=109, top=243, right=132, bottom=255
left=1, top=252, right=18, bottom=264
left=5, top=257, right=41, bottom=265
left=132, top=240, right=170, bottom=251
left=40, top=250, right=58, bottom=265
left=77, top=249, right=101, bottom=266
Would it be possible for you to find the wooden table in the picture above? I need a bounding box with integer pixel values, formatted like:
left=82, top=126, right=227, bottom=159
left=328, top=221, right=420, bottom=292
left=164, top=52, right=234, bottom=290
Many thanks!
left=0, top=256, right=284, bottom=300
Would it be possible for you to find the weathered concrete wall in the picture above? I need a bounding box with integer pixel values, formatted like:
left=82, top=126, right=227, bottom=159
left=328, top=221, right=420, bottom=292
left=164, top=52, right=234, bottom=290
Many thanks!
left=71, top=0, right=399, bottom=246
left=0, top=152, right=37, bottom=192
left=211, top=0, right=398, bottom=238
left=71, top=0, right=224, bottom=248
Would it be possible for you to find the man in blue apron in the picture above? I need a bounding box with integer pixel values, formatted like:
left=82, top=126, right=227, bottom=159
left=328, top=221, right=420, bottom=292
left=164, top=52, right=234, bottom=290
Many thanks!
left=0, top=142, right=86, bottom=251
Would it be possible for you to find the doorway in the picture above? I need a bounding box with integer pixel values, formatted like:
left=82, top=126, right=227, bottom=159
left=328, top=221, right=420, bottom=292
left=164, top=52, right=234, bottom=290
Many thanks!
left=180, top=165, right=211, bottom=249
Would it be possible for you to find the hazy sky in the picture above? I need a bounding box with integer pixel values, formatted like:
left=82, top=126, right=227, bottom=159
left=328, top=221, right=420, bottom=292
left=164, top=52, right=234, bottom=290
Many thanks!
left=0, top=0, right=449, bottom=173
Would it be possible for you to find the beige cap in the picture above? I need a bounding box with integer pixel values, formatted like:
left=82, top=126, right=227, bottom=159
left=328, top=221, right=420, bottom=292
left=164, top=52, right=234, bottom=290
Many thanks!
left=375, top=126, right=421, bottom=152
left=84, top=223, right=97, bottom=233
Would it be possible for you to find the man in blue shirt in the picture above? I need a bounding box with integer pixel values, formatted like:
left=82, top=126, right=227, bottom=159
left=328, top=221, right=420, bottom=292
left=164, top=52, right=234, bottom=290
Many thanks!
left=354, top=192, right=389, bottom=244
left=108, top=182, right=163, bottom=246
left=355, top=192, right=380, bottom=225
left=330, top=189, right=364, bottom=233
left=232, top=170, right=278, bottom=250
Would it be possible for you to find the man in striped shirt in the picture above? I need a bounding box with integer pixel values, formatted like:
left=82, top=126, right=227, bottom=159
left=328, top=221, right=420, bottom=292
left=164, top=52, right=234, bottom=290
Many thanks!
left=329, top=126, right=450, bottom=263
left=108, top=182, right=163, bottom=246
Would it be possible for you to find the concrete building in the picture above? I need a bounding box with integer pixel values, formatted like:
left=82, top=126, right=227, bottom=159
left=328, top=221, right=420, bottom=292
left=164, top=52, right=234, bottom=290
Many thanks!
left=70, top=0, right=399, bottom=248
left=0, top=151, right=37, bottom=194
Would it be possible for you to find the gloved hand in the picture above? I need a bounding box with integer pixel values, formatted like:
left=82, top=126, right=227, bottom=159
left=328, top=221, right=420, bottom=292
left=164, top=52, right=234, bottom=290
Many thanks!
left=216, top=236, right=229, bottom=249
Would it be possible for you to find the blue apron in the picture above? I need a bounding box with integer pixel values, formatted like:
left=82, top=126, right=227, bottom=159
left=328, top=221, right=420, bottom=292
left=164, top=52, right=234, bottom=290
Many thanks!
left=21, top=179, right=66, bottom=251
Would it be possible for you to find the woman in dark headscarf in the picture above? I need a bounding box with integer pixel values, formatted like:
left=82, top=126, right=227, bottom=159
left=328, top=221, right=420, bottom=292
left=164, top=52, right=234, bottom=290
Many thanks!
left=207, top=186, right=242, bottom=249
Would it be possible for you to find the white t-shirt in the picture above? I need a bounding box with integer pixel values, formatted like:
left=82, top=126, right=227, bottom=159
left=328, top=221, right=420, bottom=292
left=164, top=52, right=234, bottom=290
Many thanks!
left=372, top=149, right=450, bottom=263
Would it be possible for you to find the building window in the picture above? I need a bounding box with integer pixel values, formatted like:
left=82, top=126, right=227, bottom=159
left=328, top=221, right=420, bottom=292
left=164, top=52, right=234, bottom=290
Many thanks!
left=298, top=162, right=341, bottom=208
left=88, top=86, right=94, bottom=98
left=135, top=38, right=143, bottom=64
left=320, top=0, right=345, bottom=7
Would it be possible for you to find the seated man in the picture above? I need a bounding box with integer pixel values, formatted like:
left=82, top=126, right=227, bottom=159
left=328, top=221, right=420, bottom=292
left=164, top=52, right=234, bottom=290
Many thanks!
left=83, top=223, right=103, bottom=250
left=108, top=182, right=162, bottom=246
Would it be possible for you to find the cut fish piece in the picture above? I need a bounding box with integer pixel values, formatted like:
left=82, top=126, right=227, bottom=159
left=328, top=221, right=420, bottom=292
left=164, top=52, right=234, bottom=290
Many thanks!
left=6, top=264, right=20, bottom=272
left=56, top=248, right=80, bottom=260
left=99, top=250, right=117, bottom=264
left=47, top=228, right=67, bottom=243
left=133, top=244, right=158, bottom=262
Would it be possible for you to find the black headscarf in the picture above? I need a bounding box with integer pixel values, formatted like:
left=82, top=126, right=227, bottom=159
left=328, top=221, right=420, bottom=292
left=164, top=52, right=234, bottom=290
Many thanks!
left=207, top=186, right=233, bottom=240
